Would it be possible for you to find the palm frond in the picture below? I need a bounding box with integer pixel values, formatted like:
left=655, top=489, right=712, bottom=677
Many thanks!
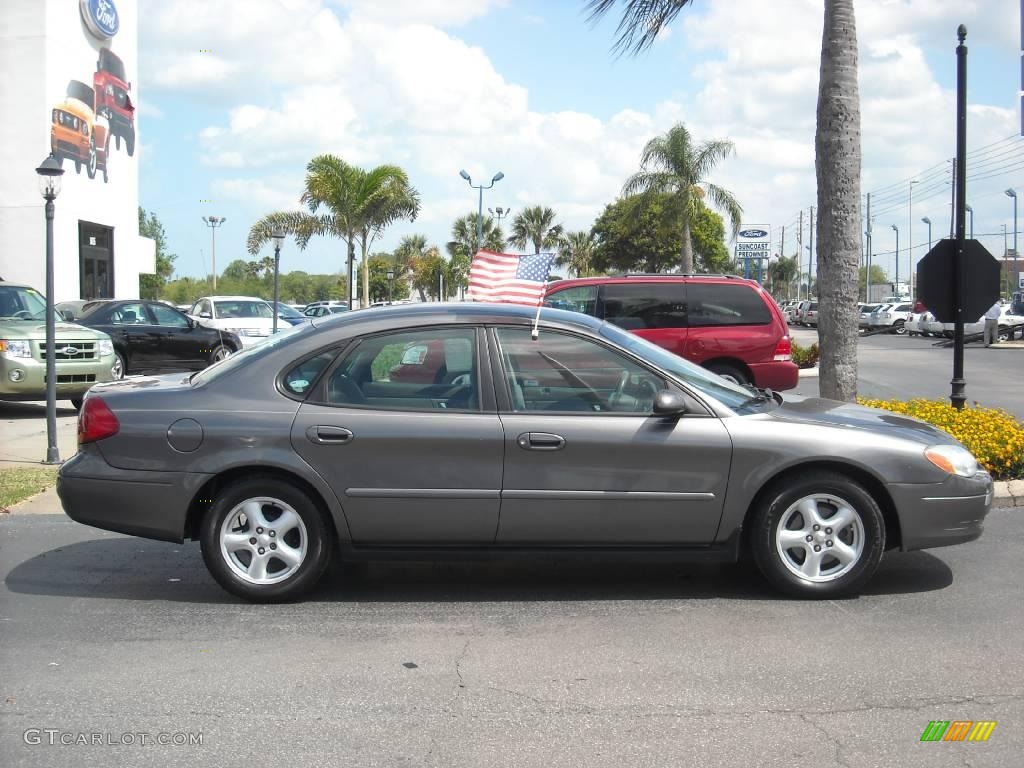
left=703, top=183, right=744, bottom=237
left=586, top=0, right=695, bottom=56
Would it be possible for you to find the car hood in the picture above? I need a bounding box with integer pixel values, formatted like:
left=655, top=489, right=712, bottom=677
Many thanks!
left=766, top=394, right=960, bottom=448
left=0, top=321, right=110, bottom=341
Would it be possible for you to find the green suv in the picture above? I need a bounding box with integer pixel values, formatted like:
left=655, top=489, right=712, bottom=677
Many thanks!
left=1, top=282, right=116, bottom=409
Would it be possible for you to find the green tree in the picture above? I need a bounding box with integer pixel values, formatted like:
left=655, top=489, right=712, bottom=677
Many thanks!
left=591, top=193, right=733, bottom=274
left=409, top=247, right=448, bottom=301
left=619, top=122, right=741, bottom=274
left=587, top=0, right=863, bottom=401
left=394, top=234, right=432, bottom=301
left=557, top=231, right=599, bottom=277
left=859, top=264, right=888, bottom=299
left=769, top=255, right=800, bottom=300
left=137, top=207, right=177, bottom=299
left=247, top=155, right=418, bottom=308
left=507, top=205, right=564, bottom=254
left=368, top=255, right=411, bottom=303
left=447, top=214, right=505, bottom=298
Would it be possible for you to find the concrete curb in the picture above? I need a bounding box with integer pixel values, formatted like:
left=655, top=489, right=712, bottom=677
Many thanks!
left=797, top=366, right=819, bottom=378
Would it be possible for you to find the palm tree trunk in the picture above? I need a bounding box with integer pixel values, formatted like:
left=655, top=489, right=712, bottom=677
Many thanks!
left=681, top=222, right=694, bottom=273
left=361, top=240, right=370, bottom=309
left=815, top=0, right=861, bottom=401
left=346, top=237, right=356, bottom=306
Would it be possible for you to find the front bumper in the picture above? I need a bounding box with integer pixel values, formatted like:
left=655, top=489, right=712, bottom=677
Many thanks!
left=0, top=352, right=115, bottom=399
left=888, top=472, right=993, bottom=551
left=57, top=448, right=212, bottom=543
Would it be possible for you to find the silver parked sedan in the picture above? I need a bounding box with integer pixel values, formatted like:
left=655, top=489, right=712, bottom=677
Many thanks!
left=57, top=304, right=992, bottom=602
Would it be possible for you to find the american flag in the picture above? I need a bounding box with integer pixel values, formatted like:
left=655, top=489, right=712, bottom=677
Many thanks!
left=467, top=250, right=556, bottom=305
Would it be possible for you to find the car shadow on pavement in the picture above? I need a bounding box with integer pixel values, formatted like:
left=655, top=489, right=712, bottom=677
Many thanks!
left=4, top=536, right=953, bottom=603
left=0, top=401, right=77, bottom=419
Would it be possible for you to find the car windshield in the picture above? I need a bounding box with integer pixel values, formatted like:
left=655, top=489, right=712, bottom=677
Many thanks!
left=598, top=322, right=771, bottom=413
left=98, top=48, right=126, bottom=81
left=274, top=303, right=303, bottom=318
left=191, top=323, right=311, bottom=386
left=0, top=285, right=52, bottom=321
left=214, top=300, right=274, bottom=319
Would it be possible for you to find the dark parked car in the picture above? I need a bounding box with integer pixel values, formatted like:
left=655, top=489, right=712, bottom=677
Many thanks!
left=58, top=303, right=991, bottom=602
left=76, top=299, right=242, bottom=378
left=544, top=275, right=798, bottom=390
left=270, top=301, right=311, bottom=327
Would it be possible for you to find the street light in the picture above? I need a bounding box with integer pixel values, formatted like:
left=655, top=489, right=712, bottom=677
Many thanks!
left=386, top=268, right=395, bottom=305
left=202, top=215, right=226, bottom=290
left=921, top=216, right=932, bottom=251
left=891, top=224, right=899, bottom=295
left=488, top=206, right=511, bottom=225
left=271, top=230, right=284, bottom=334
left=909, top=180, right=918, bottom=300
left=35, top=154, right=64, bottom=465
left=460, top=169, right=504, bottom=253
left=1007, top=189, right=1018, bottom=257
left=964, top=204, right=974, bottom=239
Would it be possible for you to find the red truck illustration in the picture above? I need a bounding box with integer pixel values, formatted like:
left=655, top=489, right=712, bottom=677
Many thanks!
left=93, top=47, right=135, bottom=156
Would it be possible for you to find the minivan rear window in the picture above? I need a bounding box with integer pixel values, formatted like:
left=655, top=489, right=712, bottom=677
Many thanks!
left=687, top=283, right=771, bottom=327
left=602, top=283, right=687, bottom=330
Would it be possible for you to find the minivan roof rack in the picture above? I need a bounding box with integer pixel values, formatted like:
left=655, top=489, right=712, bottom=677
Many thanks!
left=618, top=273, right=745, bottom=279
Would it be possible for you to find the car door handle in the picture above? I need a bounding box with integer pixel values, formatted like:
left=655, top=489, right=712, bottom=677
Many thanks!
left=306, top=426, right=354, bottom=445
left=517, top=432, right=565, bottom=451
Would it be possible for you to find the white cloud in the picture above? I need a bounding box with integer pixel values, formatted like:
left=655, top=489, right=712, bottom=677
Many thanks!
left=341, top=0, right=506, bottom=27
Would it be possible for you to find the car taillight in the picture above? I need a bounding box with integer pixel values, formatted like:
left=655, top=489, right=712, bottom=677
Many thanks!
left=773, top=336, right=792, bottom=362
left=78, top=396, right=120, bottom=444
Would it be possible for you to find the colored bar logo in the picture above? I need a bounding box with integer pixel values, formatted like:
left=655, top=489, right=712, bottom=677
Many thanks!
left=920, top=721, right=997, bottom=742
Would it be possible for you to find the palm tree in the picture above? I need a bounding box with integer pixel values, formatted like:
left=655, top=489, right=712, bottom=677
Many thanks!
left=769, top=255, right=800, bottom=300
left=448, top=213, right=505, bottom=257
left=622, top=122, right=741, bottom=275
left=394, top=234, right=431, bottom=301
left=507, top=206, right=564, bottom=254
left=247, top=155, right=419, bottom=308
left=587, top=0, right=861, bottom=401
left=557, top=231, right=598, bottom=277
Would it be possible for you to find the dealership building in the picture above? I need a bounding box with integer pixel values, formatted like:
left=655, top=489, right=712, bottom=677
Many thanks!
left=1, top=0, right=154, bottom=301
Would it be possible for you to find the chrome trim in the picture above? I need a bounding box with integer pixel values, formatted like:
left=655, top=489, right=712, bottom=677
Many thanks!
left=921, top=494, right=990, bottom=502
left=501, top=490, right=715, bottom=501
left=346, top=488, right=500, bottom=499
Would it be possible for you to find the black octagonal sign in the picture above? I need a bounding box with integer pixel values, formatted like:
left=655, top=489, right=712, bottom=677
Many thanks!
left=917, top=239, right=1000, bottom=323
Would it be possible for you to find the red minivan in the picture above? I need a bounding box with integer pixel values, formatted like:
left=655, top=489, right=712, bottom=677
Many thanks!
left=544, top=275, right=798, bottom=390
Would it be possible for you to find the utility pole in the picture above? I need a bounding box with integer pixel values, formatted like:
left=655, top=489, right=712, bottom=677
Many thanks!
left=909, top=180, right=918, bottom=300
left=866, top=193, right=872, bottom=302
left=797, top=209, right=804, bottom=299
left=779, top=225, right=786, bottom=297
left=807, top=206, right=815, bottom=298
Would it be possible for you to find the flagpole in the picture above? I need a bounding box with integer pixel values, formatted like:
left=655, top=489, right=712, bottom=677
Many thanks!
left=531, top=282, right=547, bottom=340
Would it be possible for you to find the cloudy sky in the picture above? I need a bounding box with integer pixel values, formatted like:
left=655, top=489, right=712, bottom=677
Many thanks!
left=138, top=0, right=1023, bottom=283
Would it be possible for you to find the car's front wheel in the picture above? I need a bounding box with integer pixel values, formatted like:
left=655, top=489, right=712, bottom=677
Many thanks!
left=750, top=471, right=885, bottom=598
left=200, top=477, right=333, bottom=602
left=209, top=344, right=232, bottom=365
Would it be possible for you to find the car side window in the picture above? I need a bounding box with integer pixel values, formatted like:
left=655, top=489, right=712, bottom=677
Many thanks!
left=149, top=303, right=190, bottom=328
left=687, top=283, right=771, bottom=327
left=283, top=350, right=339, bottom=397
left=110, top=302, right=150, bottom=325
left=320, top=327, right=479, bottom=411
left=545, top=285, right=599, bottom=316
left=601, top=283, right=687, bottom=329
left=494, top=327, right=664, bottom=414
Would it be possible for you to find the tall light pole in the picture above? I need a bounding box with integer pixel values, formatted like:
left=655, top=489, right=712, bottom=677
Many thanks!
left=386, top=268, right=395, bottom=305
left=271, top=231, right=284, bottom=335
left=909, top=180, right=918, bottom=299
left=1007, top=188, right=1018, bottom=256
left=202, top=216, right=226, bottom=290
left=36, top=154, right=64, bottom=465
left=921, top=217, right=932, bottom=251
left=891, top=224, right=900, bottom=295
left=460, top=169, right=504, bottom=253
left=964, top=204, right=974, bottom=239
left=489, top=206, right=511, bottom=227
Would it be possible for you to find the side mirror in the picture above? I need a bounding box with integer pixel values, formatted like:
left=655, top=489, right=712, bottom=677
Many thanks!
left=58, top=309, right=73, bottom=321
left=198, top=311, right=212, bottom=320
left=653, top=389, right=688, bottom=416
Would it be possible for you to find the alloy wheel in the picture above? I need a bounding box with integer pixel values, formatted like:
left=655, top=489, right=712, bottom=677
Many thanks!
left=775, top=494, right=865, bottom=583
left=219, top=497, right=308, bottom=585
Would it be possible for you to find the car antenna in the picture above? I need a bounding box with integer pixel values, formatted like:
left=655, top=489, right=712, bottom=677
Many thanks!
left=531, top=293, right=544, bottom=340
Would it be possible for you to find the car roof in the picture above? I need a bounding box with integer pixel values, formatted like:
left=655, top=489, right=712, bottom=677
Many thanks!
left=548, top=274, right=759, bottom=289
left=196, top=295, right=269, bottom=302
left=310, top=301, right=604, bottom=332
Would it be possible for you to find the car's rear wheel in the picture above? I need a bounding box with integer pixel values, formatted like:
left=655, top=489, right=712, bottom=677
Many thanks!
left=998, top=326, right=1010, bottom=343
left=209, top=344, right=232, bottom=365
left=704, top=361, right=750, bottom=387
left=70, top=396, right=83, bottom=410
left=200, top=477, right=332, bottom=602
left=894, top=320, right=906, bottom=334
left=111, top=352, right=126, bottom=380
left=750, top=471, right=885, bottom=598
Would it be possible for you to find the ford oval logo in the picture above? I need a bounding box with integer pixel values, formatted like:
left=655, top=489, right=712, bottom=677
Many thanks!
left=740, top=229, right=768, bottom=238
left=80, top=0, right=119, bottom=40
left=62, top=346, right=80, bottom=357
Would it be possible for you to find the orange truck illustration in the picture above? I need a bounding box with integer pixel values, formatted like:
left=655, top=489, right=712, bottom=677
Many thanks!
left=50, top=80, right=110, bottom=183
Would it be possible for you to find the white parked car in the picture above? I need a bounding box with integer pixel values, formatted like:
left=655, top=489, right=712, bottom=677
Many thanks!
left=922, top=306, right=1024, bottom=341
left=869, top=302, right=913, bottom=334
left=189, top=295, right=279, bottom=347
left=859, top=303, right=884, bottom=331
left=906, top=311, right=933, bottom=336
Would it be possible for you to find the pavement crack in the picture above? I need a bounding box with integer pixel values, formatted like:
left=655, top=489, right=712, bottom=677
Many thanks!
left=800, top=713, right=852, bottom=768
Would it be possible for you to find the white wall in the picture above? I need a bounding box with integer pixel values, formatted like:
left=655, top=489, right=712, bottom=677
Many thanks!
left=0, top=0, right=154, bottom=299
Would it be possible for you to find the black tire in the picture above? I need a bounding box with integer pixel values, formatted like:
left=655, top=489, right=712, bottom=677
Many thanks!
left=112, top=352, right=126, bottom=380
left=750, top=470, right=885, bottom=598
left=200, top=476, right=333, bottom=602
left=894, top=320, right=906, bottom=335
left=208, top=344, right=232, bottom=365
left=74, top=160, right=81, bottom=174
left=998, top=326, right=1010, bottom=343
left=70, top=396, right=84, bottom=410
left=115, top=134, right=121, bottom=151
left=86, top=137, right=97, bottom=179
left=705, top=361, right=750, bottom=387
left=126, top=128, right=135, bottom=157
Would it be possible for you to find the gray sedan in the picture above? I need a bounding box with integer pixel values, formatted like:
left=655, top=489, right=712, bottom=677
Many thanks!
left=57, top=303, right=992, bottom=602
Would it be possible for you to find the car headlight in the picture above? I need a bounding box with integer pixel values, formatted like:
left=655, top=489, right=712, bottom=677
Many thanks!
left=98, top=339, right=114, bottom=357
left=0, top=340, right=32, bottom=359
left=925, top=445, right=979, bottom=477
left=105, top=85, right=114, bottom=96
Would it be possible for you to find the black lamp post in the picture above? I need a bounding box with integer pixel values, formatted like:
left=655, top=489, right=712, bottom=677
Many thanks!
left=460, top=169, right=504, bottom=253
left=386, top=268, right=395, bottom=305
left=271, top=231, right=284, bottom=334
left=36, top=154, right=64, bottom=465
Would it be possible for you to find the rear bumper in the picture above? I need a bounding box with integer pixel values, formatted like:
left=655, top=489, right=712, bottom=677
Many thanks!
left=888, top=473, right=993, bottom=551
left=57, top=449, right=212, bottom=543
left=748, top=361, right=799, bottom=391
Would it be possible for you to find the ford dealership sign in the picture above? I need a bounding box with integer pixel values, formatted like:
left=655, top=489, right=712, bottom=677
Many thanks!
left=739, top=229, right=769, bottom=239
left=80, top=0, right=119, bottom=40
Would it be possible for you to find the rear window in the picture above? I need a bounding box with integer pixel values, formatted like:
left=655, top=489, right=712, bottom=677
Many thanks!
left=601, top=283, right=687, bottom=330
left=545, top=285, right=598, bottom=316
left=687, top=283, right=771, bottom=327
